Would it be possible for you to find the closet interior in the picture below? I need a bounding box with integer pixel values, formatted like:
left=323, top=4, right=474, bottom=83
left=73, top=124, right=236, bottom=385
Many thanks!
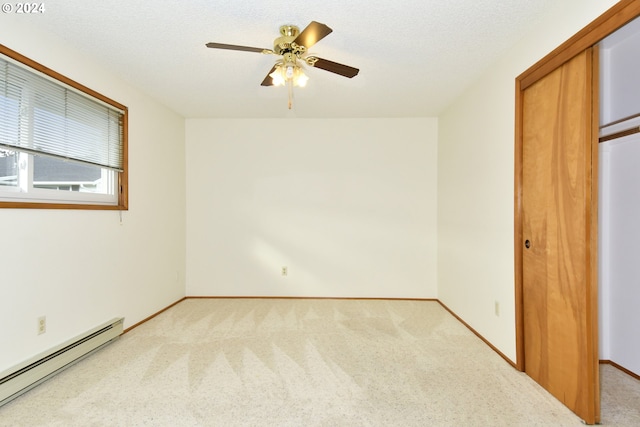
left=598, top=15, right=640, bottom=379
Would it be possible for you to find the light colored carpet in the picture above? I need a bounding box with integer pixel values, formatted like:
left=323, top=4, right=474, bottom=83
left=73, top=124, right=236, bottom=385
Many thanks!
left=600, top=363, right=640, bottom=426
left=0, top=299, right=637, bottom=426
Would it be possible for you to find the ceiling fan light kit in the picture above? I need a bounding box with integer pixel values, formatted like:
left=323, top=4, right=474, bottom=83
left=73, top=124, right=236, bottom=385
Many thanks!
left=206, top=21, right=359, bottom=109
left=269, top=63, right=308, bottom=88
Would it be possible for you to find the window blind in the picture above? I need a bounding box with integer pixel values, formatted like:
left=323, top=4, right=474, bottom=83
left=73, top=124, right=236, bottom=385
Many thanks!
left=0, top=56, right=124, bottom=171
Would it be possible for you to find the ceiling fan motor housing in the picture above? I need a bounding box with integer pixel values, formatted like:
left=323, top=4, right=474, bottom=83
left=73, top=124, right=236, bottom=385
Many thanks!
left=274, top=25, right=302, bottom=55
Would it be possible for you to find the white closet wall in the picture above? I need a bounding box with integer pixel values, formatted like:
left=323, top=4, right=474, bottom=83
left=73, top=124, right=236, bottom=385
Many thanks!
left=599, top=136, right=640, bottom=376
left=600, top=17, right=640, bottom=126
left=598, top=16, right=640, bottom=376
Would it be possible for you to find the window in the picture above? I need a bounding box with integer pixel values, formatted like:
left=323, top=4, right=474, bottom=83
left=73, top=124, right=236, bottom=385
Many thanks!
left=0, top=45, right=128, bottom=209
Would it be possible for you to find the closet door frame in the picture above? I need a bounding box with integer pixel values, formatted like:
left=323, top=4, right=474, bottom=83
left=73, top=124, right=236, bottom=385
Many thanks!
left=514, top=1, right=640, bottom=421
left=516, top=0, right=640, bottom=368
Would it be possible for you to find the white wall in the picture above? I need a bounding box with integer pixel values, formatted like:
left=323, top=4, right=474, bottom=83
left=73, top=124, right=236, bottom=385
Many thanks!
left=599, top=143, right=613, bottom=361
left=186, top=118, right=437, bottom=298
left=0, top=0, right=624, bottom=374
left=437, top=0, right=619, bottom=362
left=600, top=16, right=640, bottom=126
left=599, top=136, right=640, bottom=376
left=0, top=18, right=186, bottom=371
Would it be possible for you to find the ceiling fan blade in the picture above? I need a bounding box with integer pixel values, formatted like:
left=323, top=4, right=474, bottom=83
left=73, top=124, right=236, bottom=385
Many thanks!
left=310, top=57, right=359, bottom=78
left=206, top=42, right=269, bottom=53
left=260, top=65, right=278, bottom=86
left=293, top=21, right=333, bottom=49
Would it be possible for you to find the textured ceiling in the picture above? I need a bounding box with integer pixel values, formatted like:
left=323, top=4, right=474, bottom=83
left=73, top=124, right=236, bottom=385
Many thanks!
left=14, top=0, right=555, bottom=118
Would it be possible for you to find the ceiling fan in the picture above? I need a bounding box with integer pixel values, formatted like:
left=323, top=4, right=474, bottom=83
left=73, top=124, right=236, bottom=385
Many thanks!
left=206, top=21, right=359, bottom=108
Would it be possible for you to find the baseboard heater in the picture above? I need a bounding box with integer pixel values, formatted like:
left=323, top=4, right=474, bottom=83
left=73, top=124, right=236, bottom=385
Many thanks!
left=0, top=317, right=124, bottom=407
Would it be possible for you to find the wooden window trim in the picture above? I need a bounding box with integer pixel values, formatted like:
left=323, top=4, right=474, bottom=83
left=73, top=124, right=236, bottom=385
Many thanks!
left=0, top=44, right=128, bottom=210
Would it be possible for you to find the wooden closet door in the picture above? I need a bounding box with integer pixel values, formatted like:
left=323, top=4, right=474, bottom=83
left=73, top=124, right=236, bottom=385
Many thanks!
left=521, top=48, right=599, bottom=424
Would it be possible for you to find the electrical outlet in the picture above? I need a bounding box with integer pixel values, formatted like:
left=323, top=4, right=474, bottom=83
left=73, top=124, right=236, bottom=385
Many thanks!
left=494, top=301, right=500, bottom=317
left=37, top=316, right=46, bottom=335
left=281, top=266, right=288, bottom=276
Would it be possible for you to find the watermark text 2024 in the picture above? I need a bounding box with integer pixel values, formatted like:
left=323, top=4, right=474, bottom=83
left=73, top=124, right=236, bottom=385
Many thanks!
left=1, top=3, right=45, bottom=13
